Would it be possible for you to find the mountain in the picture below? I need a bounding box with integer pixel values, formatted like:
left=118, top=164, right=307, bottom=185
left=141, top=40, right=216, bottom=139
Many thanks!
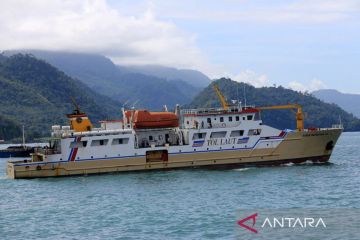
left=189, top=78, right=360, bottom=131
left=0, top=53, right=122, bottom=141
left=5, top=50, right=205, bottom=109
left=0, top=115, right=22, bottom=141
left=120, top=65, right=210, bottom=88
left=312, top=89, right=360, bottom=118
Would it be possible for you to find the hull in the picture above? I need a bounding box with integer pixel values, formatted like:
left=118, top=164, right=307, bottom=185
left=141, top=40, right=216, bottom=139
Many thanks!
left=0, top=149, right=33, bottom=158
left=7, top=128, right=342, bottom=179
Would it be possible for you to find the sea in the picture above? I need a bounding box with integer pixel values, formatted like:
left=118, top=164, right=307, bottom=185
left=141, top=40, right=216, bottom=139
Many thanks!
left=0, top=132, right=359, bottom=239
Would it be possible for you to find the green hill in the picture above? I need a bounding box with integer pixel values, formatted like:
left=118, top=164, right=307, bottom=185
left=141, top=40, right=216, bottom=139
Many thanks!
left=189, top=78, right=360, bottom=131
left=5, top=50, right=203, bottom=110
left=0, top=54, right=122, bottom=141
left=0, top=115, right=22, bottom=141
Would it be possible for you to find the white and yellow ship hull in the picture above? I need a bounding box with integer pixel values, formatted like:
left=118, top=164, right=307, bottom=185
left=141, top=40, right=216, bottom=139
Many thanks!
left=7, top=128, right=341, bottom=179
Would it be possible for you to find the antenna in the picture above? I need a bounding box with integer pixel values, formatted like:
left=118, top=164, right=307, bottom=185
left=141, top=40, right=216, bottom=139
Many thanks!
left=122, top=99, right=130, bottom=108
left=22, top=125, right=25, bottom=146
left=243, top=83, right=247, bottom=108
left=131, top=99, right=140, bottom=109
left=237, top=82, right=239, bottom=102
left=339, top=115, right=343, bottom=129
left=70, top=96, right=82, bottom=114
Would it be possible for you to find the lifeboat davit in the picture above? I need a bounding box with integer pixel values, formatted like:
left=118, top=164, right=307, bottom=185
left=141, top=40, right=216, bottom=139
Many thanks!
left=128, top=110, right=179, bottom=129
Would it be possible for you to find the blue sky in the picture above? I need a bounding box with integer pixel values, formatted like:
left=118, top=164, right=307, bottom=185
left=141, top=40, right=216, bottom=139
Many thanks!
left=109, top=0, right=360, bottom=93
left=1, top=0, right=359, bottom=93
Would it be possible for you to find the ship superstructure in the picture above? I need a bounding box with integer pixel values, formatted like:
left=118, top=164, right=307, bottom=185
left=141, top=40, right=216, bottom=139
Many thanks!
left=7, top=85, right=342, bottom=178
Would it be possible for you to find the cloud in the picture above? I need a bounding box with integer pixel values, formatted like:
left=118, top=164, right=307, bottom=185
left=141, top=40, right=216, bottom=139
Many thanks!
left=288, top=78, right=327, bottom=92
left=228, top=70, right=270, bottom=88
left=151, top=0, right=360, bottom=24
left=0, top=0, right=211, bottom=72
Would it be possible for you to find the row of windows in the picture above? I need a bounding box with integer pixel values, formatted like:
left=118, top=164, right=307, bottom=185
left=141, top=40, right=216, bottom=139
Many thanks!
left=70, top=138, right=129, bottom=148
left=193, top=129, right=261, bottom=140
left=213, top=115, right=253, bottom=123
left=186, top=115, right=254, bottom=126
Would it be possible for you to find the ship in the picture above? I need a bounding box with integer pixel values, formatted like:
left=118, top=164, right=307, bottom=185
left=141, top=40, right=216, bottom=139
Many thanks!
left=7, top=84, right=342, bottom=178
left=0, top=126, right=35, bottom=158
left=0, top=146, right=34, bottom=158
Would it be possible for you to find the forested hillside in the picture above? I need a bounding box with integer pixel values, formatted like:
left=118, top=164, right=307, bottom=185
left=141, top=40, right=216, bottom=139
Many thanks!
left=0, top=54, right=122, bottom=141
left=5, top=50, right=204, bottom=109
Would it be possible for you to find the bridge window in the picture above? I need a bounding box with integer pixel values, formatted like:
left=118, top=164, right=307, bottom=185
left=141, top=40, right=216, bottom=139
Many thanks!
left=91, top=139, right=109, bottom=146
left=230, top=130, right=244, bottom=137
left=248, top=129, right=261, bottom=136
left=193, top=132, right=207, bottom=140
left=70, top=141, right=88, bottom=148
left=112, top=138, right=129, bottom=145
left=210, top=131, right=227, bottom=138
left=247, top=115, right=253, bottom=120
left=228, top=116, right=233, bottom=122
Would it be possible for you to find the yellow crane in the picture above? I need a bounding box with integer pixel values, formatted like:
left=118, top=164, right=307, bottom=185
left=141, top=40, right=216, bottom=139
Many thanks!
left=212, top=83, right=231, bottom=110
left=256, top=104, right=304, bottom=131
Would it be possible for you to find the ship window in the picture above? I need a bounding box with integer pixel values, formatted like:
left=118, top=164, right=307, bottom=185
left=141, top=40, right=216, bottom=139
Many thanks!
left=248, top=129, right=261, bottom=136
left=230, top=130, right=244, bottom=137
left=91, top=139, right=109, bottom=146
left=70, top=141, right=87, bottom=148
left=243, top=117, right=246, bottom=120
left=228, top=116, right=233, bottom=122
left=112, top=138, right=129, bottom=145
left=210, top=131, right=227, bottom=138
left=236, top=116, right=240, bottom=121
left=220, top=117, right=224, bottom=122
left=207, top=118, right=211, bottom=123
left=247, top=115, right=253, bottom=120
left=193, top=132, right=206, bottom=140
left=149, top=135, right=153, bottom=141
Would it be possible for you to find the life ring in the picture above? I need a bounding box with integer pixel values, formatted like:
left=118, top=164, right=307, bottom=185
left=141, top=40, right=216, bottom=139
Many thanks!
left=221, top=123, right=226, bottom=128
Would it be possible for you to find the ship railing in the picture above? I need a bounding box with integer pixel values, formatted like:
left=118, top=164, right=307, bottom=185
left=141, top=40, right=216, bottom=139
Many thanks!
left=332, top=124, right=344, bottom=129
left=181, top=107, right=238, bottom=115
left=181, top=105, right=256, bottom=116
left=34, top=147, right=60, bottom=155
left=61, top=129, right=133, bottom=138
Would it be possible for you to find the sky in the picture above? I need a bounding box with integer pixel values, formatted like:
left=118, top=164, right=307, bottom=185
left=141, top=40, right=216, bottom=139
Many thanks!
left=0, top=0, right=359, bottom=93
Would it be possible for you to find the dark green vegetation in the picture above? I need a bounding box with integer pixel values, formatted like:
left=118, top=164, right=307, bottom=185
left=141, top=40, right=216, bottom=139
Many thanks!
left=313, top=89, right=360, bottom=118
left=0, top=54, right=122, bottom=142
left=1, top=53, right=359, bottom=141
left=6, top=50, right=208, bottom=109
left=190, top=78, right=360, bottom=131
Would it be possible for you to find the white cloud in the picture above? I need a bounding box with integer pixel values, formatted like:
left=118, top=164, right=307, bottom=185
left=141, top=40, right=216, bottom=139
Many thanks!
left=0, top=0, right=212, bottom=72
left=151, top=0, right=360, bottom=24
left=230, top=70, right=270, bottom=88
left=288, top=78, right=327, bottom=92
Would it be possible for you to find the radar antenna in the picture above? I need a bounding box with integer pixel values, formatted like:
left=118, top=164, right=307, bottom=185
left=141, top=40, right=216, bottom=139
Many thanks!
left=70, top=96, right=83, bottom=115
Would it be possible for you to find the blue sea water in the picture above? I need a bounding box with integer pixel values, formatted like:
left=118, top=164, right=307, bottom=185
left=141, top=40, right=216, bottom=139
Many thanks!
left=0, top=132, right=359, bottom=239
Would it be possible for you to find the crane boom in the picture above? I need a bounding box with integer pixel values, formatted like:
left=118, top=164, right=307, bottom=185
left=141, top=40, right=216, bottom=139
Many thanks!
left=256, top=104, right=304, bottom=131
left=212, top=83, right=231, bottom=110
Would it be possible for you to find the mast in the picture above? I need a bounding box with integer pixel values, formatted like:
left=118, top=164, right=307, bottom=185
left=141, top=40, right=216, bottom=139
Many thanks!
left=22, top=125, right=25, bottom=146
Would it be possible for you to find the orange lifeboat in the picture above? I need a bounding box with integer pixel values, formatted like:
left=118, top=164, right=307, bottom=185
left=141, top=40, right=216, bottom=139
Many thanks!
left=127, top=110, right=179, bottom=129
